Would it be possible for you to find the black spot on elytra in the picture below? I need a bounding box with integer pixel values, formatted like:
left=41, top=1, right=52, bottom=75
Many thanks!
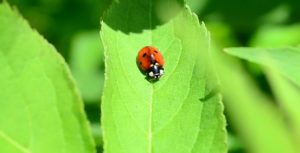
left=154, top=50, right=158, bottom=53
left=139, top=62, right=142, bottom=65
left=142, top=53, right=147, bottom=57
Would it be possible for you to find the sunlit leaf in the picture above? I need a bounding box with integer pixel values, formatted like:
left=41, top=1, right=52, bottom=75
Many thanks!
left=0, top=3, right=95, bottom=153
left=100, top=1, right=227, bottom=153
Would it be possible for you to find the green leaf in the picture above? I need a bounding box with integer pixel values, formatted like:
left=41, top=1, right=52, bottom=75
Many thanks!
left=265, top=69, right=300, bottom=146
left=0, top=3, right=95, bottom=153
left=69, top=31, right=104, bottom=103
left=224, top=47, right=300, bottom=87
left=224, top=47, right=300, bottom=152
left=212, top=45, right=298, bottom=153
left=100, top=1, right=226, bottom=153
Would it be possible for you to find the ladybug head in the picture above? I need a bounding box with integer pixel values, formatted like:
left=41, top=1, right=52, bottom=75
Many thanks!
left=147, top=63, right=164, bottom=80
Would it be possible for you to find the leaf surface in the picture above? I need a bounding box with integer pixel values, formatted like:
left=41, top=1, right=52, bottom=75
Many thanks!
left=100, top=1, right=227, bottom=153
left=0, top=3, right=95, bottom=153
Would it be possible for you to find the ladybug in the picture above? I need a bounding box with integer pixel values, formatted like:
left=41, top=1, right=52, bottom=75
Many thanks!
left=136, top=46, right=164, bottom=80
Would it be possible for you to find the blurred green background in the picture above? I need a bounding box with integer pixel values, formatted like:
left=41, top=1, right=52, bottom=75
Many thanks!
left=5, top=0, right=300, bottom=152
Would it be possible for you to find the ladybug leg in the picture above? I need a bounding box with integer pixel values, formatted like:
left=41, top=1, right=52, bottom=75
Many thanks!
left=148, top=71, right=154, bottom=78
left=159, top=68, right=164, bottom=75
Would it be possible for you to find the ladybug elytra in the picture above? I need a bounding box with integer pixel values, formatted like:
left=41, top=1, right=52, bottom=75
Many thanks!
left=136, top=46, right=164, bottom=80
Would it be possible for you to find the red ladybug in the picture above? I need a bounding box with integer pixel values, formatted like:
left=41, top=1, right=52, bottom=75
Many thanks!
left=136, top=46, right=164, bottom=80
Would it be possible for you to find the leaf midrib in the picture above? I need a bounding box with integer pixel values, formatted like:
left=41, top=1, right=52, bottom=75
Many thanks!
left=148, top=86, right=153, bottom=153
left=147, top=0, right=153, bottom=152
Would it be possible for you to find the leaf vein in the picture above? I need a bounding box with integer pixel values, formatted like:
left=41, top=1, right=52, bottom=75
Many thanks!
left=0, top=129, right=32, bottom=153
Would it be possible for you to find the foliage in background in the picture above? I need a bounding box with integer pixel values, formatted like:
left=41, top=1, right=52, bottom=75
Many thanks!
left=69, top=32, right=104, bottom=104
left=1, top=0, right=300, bottom=153
left=215, top=46, right=299, bottom=153
left=69, top=32, right=104, bottom=150
left=7, top=0, right=112, bottom=58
